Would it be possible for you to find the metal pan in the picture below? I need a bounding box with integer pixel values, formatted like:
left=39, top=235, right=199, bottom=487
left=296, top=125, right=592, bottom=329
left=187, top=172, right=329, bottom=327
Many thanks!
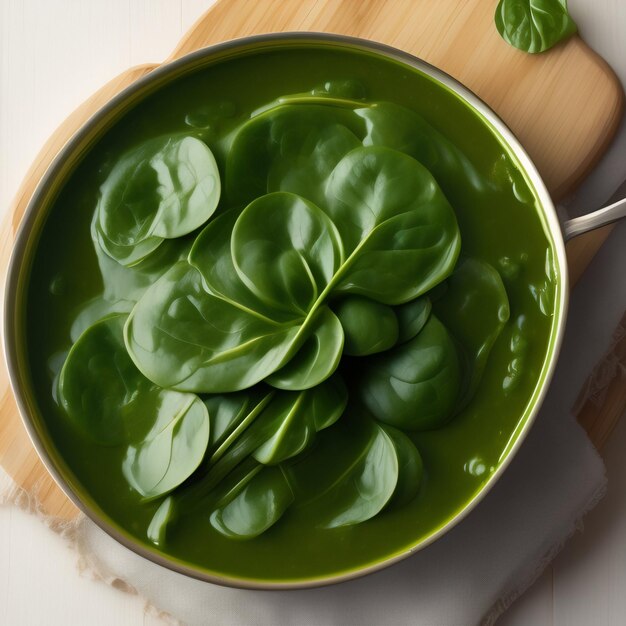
left=3, top=33, right=626, bottom=589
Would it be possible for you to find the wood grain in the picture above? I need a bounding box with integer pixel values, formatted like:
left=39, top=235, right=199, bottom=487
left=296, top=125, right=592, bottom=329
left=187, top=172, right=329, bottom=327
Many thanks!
left=0, top=0, right=623, bottom=521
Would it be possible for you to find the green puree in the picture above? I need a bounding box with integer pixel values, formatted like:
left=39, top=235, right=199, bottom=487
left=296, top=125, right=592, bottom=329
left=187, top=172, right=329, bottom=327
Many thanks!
left=25, top=45, right=557, bottom=583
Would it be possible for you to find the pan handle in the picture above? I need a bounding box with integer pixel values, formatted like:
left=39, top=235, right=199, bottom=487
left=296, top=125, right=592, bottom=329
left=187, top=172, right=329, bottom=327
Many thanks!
left=562, top=196, right=626, bottom=241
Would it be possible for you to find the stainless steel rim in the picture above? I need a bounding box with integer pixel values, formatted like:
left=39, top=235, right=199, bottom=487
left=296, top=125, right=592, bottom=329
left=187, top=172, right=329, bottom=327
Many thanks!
left=3, top=32, right=569, bottom=590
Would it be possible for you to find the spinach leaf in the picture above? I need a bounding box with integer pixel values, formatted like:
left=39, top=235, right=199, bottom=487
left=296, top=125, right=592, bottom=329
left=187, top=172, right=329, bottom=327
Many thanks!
left=324, top=146, right=461, bottom=304
left=70, top=297, right=133, bottom=343
left=92, top=212, right=192, bottom=306
left=333, top=296, right=399, bottom=356
left=58, top=315, right=160, bottom=445
left=96, top=136, right=220, bottom=266
left=226, top=104, right=363, bottom=206
left=145, top=379, right=347, bottom=544
left=124, top=262, right=302, bottom=392
left=288, top=414, right=399, bottom=528
left=356, top=102, right=492, bottom=202
left=266, top=307, right=344, bottom=390
left=382, top=425, right=423, bottom=508
left=210, top=465, right=294, bottom=540
left=359, top=315, right=461, bottom=430
left=434, top=258, right=510, bottom=405
left=204, top=389, right=271, bottom=454
left=59, top=315, right=210, bottom=496
left=190, top=202, right=342, bottom=392
left=207, top=390, right=275, bottom=464
left=147, top=495, right=175, bottom=547
left=230, top=192, right=343, bottom=315
left=495, top=0, right=577, bottom=54
left=205, top=377, right=347, bottom=483
left=252, top=376, right=348, bottom=465
left=122, top=392, right=209, bottom=499
left=188, top=208, right=291, bottom=322
left=395, top=296, right=432, bottom=344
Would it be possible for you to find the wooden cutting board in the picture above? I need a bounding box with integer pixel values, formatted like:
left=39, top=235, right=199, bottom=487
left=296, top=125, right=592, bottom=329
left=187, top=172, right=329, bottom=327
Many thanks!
left=0, top=0, right=624, bottom=521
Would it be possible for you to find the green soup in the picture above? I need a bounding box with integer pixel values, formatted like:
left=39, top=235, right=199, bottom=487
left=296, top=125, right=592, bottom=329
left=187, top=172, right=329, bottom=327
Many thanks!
left=23, top=43, right=558, bottom=584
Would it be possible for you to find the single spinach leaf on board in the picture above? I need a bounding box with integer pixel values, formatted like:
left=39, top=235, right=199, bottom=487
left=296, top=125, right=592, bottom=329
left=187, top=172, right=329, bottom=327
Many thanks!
left=210, top=465, right=294, bottom=540
left=287, top=414, right=399, bottom=528
left=434, top=257, right=510, bottom=405
left=395, top=296, right=432, bottom=344
left=97, top=136, right=220, bottom=266
left=333, top=296, right=399, bottom=356
left=359, top=315, right=461, bottom=430
left=122, top=391, right=209, bottom=500
left=495, top=0, right=577, bottom=54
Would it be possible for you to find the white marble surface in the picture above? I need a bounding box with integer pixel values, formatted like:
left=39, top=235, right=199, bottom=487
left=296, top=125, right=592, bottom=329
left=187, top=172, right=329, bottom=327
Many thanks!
left=0, top=1, right=625, bottom=624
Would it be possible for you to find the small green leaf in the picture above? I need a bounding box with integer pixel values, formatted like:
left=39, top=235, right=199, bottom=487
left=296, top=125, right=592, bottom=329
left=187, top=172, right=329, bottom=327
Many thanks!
left=124, top=262, right=302, bottom=392
left=324, top=146, right=461, bottom=304
left=59, top=314, right=210, bottom=497
left=253, top=376, right=348, bottom=465
left=231, top=192, right=343, bottom=315
left=359, top=315, right=461, bottom=430
left=395, top=296, right=432, bottom=344
left=495, top=0, right=577, bottom=54
left=333, top=296, right=398, bottom=356
left=356, top=102, right=492, bottom=202
left=122, top=392, right=209, bottom=499
left=188, top=208, right=290, bottom=322
left=381, top=425, right=423, bottom=507
left=266, top=307, right=344, bottom=390
left=288, top=416, right=399, bottom=529
left=210, top=466, right=294, bottom=540
left=97, top=136, right=220, bottom=266
left=204, top=390, right=265, bottom=453
left=91, top=212, right=191, bottom=306
left=70, top=297, right=133, bottom=343
left=434, top=258, right=510, bottom=405
left=226, top=104, right=363, bottom=206
left=58, top=314, right=159, bottom=445
left=147, top=496, right=175, bottom=547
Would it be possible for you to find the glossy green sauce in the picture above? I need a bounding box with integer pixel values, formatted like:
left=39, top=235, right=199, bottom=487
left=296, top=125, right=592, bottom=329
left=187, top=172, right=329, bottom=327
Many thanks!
left=24, top=45, right=557, bottom=583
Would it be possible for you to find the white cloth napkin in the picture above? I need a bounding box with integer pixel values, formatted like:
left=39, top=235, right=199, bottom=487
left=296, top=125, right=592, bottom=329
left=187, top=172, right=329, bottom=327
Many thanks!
left=67, top=223, right=626, bottom=626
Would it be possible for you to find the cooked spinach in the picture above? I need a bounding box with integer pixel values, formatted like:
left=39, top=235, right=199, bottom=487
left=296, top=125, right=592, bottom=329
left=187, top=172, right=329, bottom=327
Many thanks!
left=359, top=315, right=461, bottom=430
left=96, top=135, right=220, bottom=266
left=495, top=0, right=578, bottom=54
left=60, top=91, right=512, bottom=544
left=127, top=147, right=460, bottom=392
left=59, top=315, right=209, bottom=497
